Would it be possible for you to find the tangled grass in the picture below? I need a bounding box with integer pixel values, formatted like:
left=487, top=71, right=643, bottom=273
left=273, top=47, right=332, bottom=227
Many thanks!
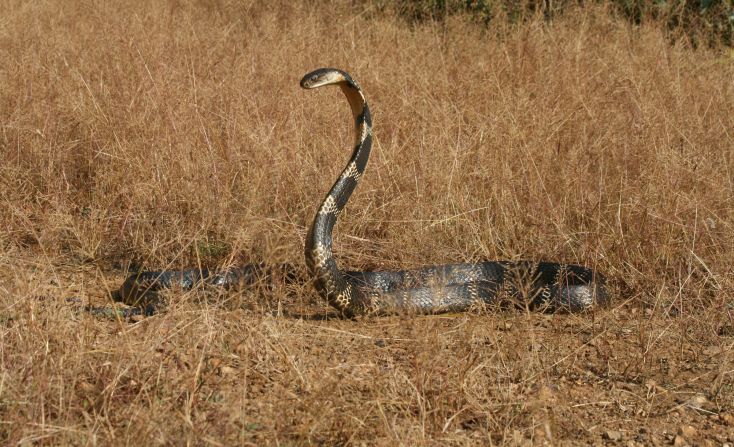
left=0, top=0, right=732, bottom=444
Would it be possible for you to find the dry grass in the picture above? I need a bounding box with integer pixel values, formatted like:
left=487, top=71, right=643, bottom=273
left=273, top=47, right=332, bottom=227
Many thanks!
left=1, top=0, right=733, bottom=445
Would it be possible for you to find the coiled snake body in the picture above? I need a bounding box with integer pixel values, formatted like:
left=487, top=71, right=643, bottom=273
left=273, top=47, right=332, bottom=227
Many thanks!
left=111, top=68, right=608, bottom=316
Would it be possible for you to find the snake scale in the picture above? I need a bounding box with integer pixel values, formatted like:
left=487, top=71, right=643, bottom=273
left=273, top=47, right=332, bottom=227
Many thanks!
left=109, top=68, right=608, bottom=317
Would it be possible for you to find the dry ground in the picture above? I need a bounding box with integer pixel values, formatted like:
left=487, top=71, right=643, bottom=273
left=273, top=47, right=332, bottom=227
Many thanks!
left=1, top=1, right=733, bottom=445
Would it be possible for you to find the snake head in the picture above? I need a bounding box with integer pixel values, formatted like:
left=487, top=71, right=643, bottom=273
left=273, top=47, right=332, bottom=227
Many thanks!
left=300, top=68, right=358, bottom=90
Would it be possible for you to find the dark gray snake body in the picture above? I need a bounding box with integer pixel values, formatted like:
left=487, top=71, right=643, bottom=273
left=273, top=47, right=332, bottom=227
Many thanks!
left=115, top=264, right=287, bottom=306
left=105, top=68, right=608, bottom=317
left=82, top=264, right=286, bottom=318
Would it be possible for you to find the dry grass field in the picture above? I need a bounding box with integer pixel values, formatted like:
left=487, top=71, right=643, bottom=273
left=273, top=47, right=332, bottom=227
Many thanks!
left=1, top=0, right=733, bottom=445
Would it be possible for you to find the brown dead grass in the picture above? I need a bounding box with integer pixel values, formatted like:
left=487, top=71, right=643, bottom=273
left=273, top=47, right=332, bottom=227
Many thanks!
left=1, top=0, right=733, bottom=445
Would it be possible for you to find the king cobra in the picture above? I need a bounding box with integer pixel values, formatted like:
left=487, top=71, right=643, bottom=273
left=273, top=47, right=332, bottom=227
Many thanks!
left=300, top=68, right=609, bottom=316
left=105, top=68, right=608, bottom=317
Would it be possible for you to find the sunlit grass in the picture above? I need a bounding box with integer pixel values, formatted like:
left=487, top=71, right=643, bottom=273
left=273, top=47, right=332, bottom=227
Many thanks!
left=0, top=0, right=732, bottom=444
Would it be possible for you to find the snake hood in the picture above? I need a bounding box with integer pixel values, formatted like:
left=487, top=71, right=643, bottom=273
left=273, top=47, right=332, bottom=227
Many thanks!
left=300, top=68, right=369, bottom=128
